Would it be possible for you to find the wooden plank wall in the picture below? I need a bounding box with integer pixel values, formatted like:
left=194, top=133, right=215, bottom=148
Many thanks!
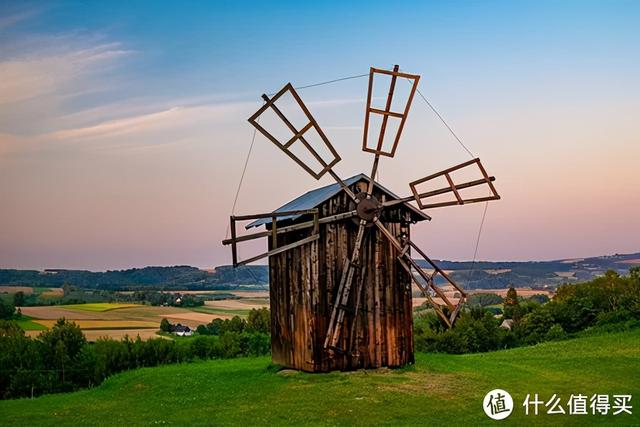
left=269, top=185, right=414, bottom=372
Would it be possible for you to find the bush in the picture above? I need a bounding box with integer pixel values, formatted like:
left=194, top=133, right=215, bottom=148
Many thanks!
left=414, top=309, right=507, bottom=354
left=414, top=269, right=640, bottom=355
left=516, top=307, right=554, bottom=344
left=0, top=299, right=15, bottom=320
left=545, top=324, right=567, bottom=341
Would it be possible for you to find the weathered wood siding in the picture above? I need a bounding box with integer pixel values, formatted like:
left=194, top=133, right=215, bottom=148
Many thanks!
left=269, top=184, right=414, bottom=372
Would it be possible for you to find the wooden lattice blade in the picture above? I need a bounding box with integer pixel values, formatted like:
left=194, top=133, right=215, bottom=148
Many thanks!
left=247, top=83, right=341, bottom=180
left=408, top=158, right=500, bottom=210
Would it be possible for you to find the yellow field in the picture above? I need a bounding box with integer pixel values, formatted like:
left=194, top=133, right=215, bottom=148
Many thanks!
left=32, top=319, right=158, bottom=329
left=25, top=329, right=164, bottom=341
left=40, top=288, right=63, bottom=298
left=60, top=303, right=142, bottom=312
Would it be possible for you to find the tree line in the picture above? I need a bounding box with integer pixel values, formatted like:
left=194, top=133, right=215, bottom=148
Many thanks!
left=0, top=309, right=271, bottom=400
left=414, top=268, right=640, bottom=354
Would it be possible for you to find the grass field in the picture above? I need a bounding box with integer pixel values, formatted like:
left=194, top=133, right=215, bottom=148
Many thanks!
left=14, top=315, right=48, bottom=331
left=0, top=330, right=637, bottom=426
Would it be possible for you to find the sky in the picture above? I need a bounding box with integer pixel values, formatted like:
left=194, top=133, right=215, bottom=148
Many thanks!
left=0, top=1, right=639, bottom=271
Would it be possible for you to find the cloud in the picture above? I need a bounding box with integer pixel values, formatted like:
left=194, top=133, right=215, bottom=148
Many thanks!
left=0, top=8, right=40, bottom=31
left=46, top=101, right=252, bottom=143
left=0, top=42, right=133, bottom=106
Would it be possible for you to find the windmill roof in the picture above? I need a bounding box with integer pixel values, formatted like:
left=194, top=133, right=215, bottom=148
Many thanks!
left=246, top=173, right=430, bottom=229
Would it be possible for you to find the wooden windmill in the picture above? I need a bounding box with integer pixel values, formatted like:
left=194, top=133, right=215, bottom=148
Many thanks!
left=222, top=65, right=500, bottom=372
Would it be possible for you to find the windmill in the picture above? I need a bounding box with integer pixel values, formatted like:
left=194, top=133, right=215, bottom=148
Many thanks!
left=222, top=65, right=500, bottom=372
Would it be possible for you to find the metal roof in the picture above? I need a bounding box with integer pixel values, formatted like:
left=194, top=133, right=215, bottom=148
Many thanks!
left=246, top=173, right=430, bottom=229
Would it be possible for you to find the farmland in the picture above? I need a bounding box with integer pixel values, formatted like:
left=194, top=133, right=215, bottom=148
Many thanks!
left=0, top=329, right=637, bottom=426
left=14, top=291, right=269, bottom=340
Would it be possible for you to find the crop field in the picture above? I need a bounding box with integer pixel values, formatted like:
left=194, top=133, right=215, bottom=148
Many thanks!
left=12, top=292, right=269, bottom=340
left=18, top=304, right=232, bottom=340
left=468, top=288, right=555, bottom=298
left=30, top=319, right=158, bottom=329
left=0, top=330, right=637, bottom=426
left=59, top=303, right=142, bottom=312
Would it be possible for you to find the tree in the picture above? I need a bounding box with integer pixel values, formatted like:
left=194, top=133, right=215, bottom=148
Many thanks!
left=503, top=287, right=520, bottom=320
left=225, top=316, right=246, bottom=334
left=13, top=291, right=26, bottom=307
left=247, top=308, right=270, bottom=334
left=504, top=287, right=519, bottom=306
left=38, top=319, right=87, bottom=388
left=0, top=299, right=15, bottom=320
left=517, top=307, right=554, bottom=344
left=160, top=318, right=173, bottom=333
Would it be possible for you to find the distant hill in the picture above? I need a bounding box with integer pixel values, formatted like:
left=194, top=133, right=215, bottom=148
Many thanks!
left=0, top=265, right=268, bottom=291
left=0, top=252, right=637, bottom=291
left=430, top=252, right=640, bottom=290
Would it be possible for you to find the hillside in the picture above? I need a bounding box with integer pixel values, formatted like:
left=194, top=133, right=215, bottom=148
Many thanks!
left=0, top=265, right=269, bottom=291
left=1, top=252, right=638, bottom=291
left=1, top=330, right=638, bottom=426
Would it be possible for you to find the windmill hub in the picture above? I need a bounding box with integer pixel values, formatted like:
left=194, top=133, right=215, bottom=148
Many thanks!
left=355, top=193, right=382, bottom=222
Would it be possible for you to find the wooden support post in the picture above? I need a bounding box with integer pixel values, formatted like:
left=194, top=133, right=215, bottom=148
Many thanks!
left=272, top=217, right=278, bottom=249
left=230, top=216, right=238, bottom=267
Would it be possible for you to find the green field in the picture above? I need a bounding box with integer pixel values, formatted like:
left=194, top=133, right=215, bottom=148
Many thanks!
left=1, top=330, right=638, bottom=426
left=59, top=303, right=141, bottom=312
left=14, top=315, right=47, bottom=331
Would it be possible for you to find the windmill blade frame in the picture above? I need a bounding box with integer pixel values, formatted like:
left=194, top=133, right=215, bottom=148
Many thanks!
left=362, top=66, right=420, bottom=158
left=409, top=158, right=501, bottom=209
left=248, top=83, right=341, bottom=180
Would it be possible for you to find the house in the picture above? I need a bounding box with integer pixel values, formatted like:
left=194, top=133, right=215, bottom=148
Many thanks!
left=500, top=319, right=515, bottom=330
left=173, top=323, right=192, bottom=337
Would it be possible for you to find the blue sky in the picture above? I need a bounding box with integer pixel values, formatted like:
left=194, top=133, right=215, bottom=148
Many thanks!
left=1, top=1, right=639, bottom=269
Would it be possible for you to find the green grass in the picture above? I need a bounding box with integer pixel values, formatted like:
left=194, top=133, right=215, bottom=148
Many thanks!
left=58, top=303, right=141, bottom=312
left=1, top=330, right=638, bottom=426
left=14, top=315, right=47, bottom=331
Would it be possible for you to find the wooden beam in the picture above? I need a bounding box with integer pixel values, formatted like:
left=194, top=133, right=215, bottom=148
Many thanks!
left=235, top=235, right=319, bottom=266
left=368, top=107, right=404, bottom=118
left=232, top=209, right=318, bottom=221
left=222, top=210, right=356, bottom=246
